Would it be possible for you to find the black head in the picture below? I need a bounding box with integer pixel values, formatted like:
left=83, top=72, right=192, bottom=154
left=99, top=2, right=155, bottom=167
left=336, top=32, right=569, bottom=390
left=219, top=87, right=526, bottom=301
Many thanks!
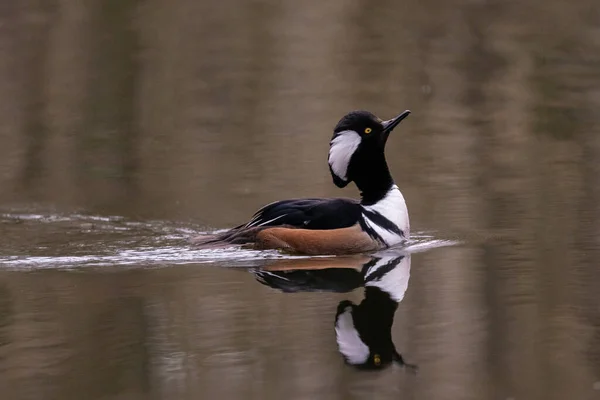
left=328, top=110, right=410, bottom=200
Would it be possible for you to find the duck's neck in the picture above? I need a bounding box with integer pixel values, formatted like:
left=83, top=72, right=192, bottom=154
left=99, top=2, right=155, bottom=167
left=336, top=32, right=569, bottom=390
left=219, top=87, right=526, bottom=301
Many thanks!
left=351, top=152, right=394, bottom=205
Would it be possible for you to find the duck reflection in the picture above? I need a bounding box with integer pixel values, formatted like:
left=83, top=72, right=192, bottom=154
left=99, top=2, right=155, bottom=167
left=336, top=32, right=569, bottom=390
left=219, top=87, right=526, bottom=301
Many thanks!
left=252, top=252, right=417, bottom=371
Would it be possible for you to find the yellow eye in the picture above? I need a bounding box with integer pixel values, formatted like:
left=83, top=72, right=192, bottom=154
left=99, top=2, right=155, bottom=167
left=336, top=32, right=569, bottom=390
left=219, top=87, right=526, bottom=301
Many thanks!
left=364, top=127, right=372, bottom=134
left=373, top=354, right=381, bottom=366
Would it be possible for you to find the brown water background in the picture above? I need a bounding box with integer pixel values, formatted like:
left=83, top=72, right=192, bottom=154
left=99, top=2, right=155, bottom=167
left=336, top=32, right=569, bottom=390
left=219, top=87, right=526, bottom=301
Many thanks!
left=1, top=0, right=600, bottom=399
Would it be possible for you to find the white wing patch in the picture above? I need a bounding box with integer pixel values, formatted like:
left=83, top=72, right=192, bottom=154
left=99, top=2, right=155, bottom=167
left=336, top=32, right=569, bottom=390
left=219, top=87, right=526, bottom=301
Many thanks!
left=365, top=255, right=411, bottom=302
left=335, top=307, right=369, bottom=364
left=328, top=130, right=361, bottom=182
left=362, top=185, right=410, bottom=246
left=249, top=214, right=288, bottom=227
left=244, top=200, right=288, bottom=228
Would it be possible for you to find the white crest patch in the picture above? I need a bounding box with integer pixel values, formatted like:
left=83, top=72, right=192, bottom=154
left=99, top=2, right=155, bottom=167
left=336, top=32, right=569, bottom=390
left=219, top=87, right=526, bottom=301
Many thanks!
left=328, top=130, right=361, bottom=183
left=335, top=307, right=369, bottom=364
left=362, top=185, right=410, bottom=246
left=365, top=255, right=411, bottom=302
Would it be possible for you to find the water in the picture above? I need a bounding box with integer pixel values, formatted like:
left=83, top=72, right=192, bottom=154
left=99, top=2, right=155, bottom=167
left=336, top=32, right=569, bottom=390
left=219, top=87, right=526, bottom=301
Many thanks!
left=1, top=0, right=600, bottom=399
left=0, top=211, right=454, bottom=268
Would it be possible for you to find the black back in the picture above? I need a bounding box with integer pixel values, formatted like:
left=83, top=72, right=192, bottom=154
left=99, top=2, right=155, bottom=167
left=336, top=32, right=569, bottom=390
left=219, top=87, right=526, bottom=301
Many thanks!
left=243, top=197, right=362, bottom=230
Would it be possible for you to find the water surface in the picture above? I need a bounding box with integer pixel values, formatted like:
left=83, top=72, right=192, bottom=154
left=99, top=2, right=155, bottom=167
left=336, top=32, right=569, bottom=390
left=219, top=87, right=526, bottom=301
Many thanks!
left=1, top=0, right=600, bottom=399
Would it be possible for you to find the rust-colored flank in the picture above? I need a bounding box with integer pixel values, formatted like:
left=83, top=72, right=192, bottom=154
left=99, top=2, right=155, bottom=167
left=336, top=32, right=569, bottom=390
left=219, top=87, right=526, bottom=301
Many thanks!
left=255, top=224, right=378, bottom=255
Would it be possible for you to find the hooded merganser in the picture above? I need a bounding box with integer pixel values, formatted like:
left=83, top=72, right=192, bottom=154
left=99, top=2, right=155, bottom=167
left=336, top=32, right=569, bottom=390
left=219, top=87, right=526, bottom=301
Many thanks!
left=253, top=252, right=417, bottom=371
left=192, top=110, right=411, bottom=255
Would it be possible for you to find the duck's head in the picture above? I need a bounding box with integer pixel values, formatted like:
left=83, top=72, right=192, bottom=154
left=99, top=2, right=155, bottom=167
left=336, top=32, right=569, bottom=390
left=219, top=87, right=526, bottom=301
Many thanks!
left=328, top=110, right=411, bottom=194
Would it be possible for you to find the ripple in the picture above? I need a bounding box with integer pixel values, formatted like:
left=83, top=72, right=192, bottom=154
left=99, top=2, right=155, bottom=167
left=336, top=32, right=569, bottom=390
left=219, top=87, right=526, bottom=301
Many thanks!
left=0, top=211, right=458, bottom=270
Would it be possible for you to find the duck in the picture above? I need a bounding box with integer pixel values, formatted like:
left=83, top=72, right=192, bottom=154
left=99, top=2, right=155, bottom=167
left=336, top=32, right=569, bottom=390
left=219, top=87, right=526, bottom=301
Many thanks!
left=192, top=109, right=411, bottom=255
